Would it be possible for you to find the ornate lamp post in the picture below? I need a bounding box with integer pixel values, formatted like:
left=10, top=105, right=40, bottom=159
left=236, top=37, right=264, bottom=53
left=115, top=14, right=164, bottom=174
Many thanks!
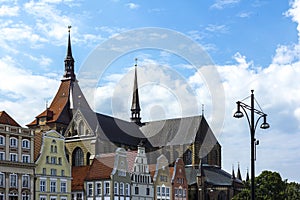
left=233, top=90, right=270, bottom=200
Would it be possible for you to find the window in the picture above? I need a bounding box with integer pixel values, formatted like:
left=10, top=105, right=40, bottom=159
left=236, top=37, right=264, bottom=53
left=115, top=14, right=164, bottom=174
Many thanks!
left=162, top=186, right=165, bottom=196
left=104, top=181, right=110, bottom=195
left=166, top=187, right=170, bottom=197
left=72, top=147, right=84, bottom=166
left=10, top=153, right=18, bottom=162
left=125, top=183, right=130, bottom=196
left=51, top=169, right=57, bottom=176
left=87, top=183, right=93, bottom=196
left=22, top=175, right=29, bottom=188
left=46, top=156, right=49, bottom=163
left=22, top=155, right=30, bottom=163
left=0, top=136, right=4, bottom=145
left=22, top=192, right=30, bottom=200
left=50, top=197, right=57, bottom=200
left=51, top=157, right=56, bottom=164
left=157, top=186, right=161, bottom=196
left=96, top=182, right=102, bottom=196
left=10, top=137, right=17, bottom=148
left=114, top=182, right=118, bottom=195
left=0, top=192, right=4, bottom=200
left=135, top=186, right=139, bottom=194
left=120, top=182, right=124, bottom=195
left=40, top=180, right=46, bottom=192
left=0, top=173, right=4, bottom=187
left=42, top=168, right=46, bottom=175
left=40, top=196, right=46, bottom=200
left=22, top=139, right=30, bottom=149
left=50, top=181, right=56, bottom=192
left=61, top=181, right=67, bottom=193
left=10, top=174, right=17, bottom=187
left=0, top=152, right=4, bottom=160
left=61, top=170, right=65, bottom=176
left=76, top=193, right=83, bottom=200
left=58, top=157, right=62, bottom=165
left=146, top=187, right=150, bottom=195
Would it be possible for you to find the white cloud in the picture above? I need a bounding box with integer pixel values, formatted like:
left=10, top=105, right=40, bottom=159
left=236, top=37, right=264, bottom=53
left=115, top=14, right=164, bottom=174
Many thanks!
left=285, top=0, right=300, bottom=39
left=211, top=0, right=240, bottom=10
left=125, top=3, right=139, bottom=10
left=205, top=24, right=228, bottom=33
left=0, top=56, right=60, bottom=126
left=0, top=5, right=19, bottom=16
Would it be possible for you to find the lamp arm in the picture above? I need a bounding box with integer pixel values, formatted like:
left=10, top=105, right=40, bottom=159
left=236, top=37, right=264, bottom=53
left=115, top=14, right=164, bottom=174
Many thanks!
left=254, top=114, right=264, bottom=131
left=240, top=105, right=251, bottom=131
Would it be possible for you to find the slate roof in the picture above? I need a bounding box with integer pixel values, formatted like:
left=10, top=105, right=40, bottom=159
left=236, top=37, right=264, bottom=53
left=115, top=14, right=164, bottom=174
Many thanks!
left=72, top=165, right=90, bottom=191
left=0, top=111, right=21, bottom=127
left=185, top=165, right=243, bottom=186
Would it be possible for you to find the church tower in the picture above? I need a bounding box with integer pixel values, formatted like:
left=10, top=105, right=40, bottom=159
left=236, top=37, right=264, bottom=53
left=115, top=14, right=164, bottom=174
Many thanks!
left=130, top=58, right=142, bottom=124
left=64, top=26, right=76, bottom=81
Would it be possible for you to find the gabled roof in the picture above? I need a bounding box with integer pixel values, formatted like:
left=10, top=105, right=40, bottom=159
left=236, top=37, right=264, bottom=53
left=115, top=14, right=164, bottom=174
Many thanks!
left=140, top=116, right=217, bottom=148
left=34, top=131, right=43, bottom=161
left=72, top=165, right=90, bottom=191
left=85, top=156, right=115, bottom=180
left=185, top=165, right=243, bottom=187
left=126, top=150, right=138, bottom=173
left=0, top=111, right=21, bottom=127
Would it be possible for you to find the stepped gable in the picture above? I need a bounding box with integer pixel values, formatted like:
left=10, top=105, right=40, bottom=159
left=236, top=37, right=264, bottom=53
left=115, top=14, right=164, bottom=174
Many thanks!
left=140, top=115, right=217, bottom=148
left=0, top=111, right=21, bottom=127
left=72, top=165, right=90, bottom=191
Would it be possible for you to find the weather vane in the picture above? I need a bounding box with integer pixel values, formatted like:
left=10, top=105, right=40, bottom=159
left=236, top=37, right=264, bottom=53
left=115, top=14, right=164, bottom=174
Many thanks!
left=68, top=25, right=72, bottom=32
left=135, top=58, right=138, bottom=67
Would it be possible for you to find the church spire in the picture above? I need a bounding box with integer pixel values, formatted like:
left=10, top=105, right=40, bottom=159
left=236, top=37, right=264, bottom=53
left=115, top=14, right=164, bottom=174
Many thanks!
left=237, top=163, right=242, bottom=180
left=130, top=58, right=141, bottom=124
left=63, top=26, right=76, bottom=81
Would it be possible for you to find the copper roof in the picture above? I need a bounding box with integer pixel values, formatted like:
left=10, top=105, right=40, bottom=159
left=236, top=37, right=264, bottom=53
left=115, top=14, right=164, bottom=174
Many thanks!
left=72, top=166, right=90, bottom=191
left=0, top=111, right=21, bottom=127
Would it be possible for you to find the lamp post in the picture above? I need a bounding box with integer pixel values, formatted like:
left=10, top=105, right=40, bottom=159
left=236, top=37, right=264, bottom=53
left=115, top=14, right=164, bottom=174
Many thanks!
left=233, top=90, right=270, bottom=200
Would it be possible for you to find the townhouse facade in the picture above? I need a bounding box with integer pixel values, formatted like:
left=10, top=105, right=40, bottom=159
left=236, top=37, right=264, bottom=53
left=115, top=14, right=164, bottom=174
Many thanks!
left=0, top=111, right=35, bottom=200
left=35, top=130, right=72, bottom=200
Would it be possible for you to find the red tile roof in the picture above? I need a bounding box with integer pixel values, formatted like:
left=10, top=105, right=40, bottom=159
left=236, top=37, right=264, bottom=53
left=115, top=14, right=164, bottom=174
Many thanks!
left=0, top=111, right=21, bottom=127
left=126, top=150, right=137, bottom=172
left=27, top=80, right=72, bottom=126
left=85, top=156, right=115, bottom=181
left=34, top=131, right=43, bottom=161
left=72, top=166, right=90, bottom=191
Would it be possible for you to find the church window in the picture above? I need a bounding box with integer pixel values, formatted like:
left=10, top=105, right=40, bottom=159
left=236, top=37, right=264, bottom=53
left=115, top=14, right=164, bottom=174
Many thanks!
left=72, top=147, right=84, bottom=166
left=183, top=149, right=192, bottom=165
left=78, top=121, right=84, bottom=135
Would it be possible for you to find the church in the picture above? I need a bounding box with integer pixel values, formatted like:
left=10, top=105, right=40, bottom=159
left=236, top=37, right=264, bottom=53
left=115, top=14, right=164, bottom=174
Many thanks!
left=27, top=28, right=221, bottom=170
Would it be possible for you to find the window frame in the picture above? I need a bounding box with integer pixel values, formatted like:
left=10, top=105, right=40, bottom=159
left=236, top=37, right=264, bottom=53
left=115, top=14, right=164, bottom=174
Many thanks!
left=10, top=137, right=18, bottom=148
left=0, top=135, right=5, bottom=146
left=22, top=139, right=30, bottom=149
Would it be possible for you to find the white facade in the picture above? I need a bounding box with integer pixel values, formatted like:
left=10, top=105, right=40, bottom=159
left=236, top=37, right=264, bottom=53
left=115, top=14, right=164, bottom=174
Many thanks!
left=131, top=146, right=154, bottom=200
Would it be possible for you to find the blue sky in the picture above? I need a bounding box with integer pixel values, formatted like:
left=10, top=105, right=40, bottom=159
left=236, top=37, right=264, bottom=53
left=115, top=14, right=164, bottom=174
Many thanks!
left=1, top=0, right=300, bottom=182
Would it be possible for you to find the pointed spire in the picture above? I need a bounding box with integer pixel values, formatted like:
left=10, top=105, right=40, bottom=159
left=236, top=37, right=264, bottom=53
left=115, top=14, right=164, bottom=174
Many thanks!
left=232, top=164, right=235, bottom=179
left=130, top=58, right=141, bottom=124
left=63, top=25, right=76, bottom=81
left=246, top=168, right=249, bottom=182
left=237, top=162, right=242, bottom=180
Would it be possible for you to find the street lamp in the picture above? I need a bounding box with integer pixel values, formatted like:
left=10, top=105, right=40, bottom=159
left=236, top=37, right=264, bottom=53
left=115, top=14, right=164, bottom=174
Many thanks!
left=233, top=90, right=270, bottom=200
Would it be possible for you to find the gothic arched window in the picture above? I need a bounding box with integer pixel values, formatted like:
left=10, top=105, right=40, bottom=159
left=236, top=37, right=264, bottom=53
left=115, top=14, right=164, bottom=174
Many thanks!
left=72, top=147, right=84, bottom=166
left=78, top=121, right=84, bottom=136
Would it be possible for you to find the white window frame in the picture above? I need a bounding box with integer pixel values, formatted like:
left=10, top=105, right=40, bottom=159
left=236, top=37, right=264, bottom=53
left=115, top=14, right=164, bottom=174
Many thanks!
left=22, top=175, right=30, bottom=188
left=39, top=196, right=46, bottom=200
left=87, top=182, right=93, bottom=197
left=10, top=153, right=18, bottom=162
left=120, top=182, right=124, bottom=195
left=40, top=179, right=46, bottom=192
left=22, top=139, right=30, bottom=149
left=10, top=137, right=18, bottom=148
left=125, top=183, right=130, bottom=196
left=104, top=181, right=110, bottom=195
left=0, top=135, right=4, bottom=146
left=22, top=192, right=30, bottom=200
left=114, top=182, right=118, bottom=195
left=95, top=182, right=102, bottom=196
left=10, top=174, right=17, bottom=187
left=0, top=173, right=4, bottom=187
left=22, top=154, right=30, bottom=163
left=60, top=181, right=67, bottom=193
left=0, top=152, right=5, bottom=161
left=50, top=181, right=56, bottom=192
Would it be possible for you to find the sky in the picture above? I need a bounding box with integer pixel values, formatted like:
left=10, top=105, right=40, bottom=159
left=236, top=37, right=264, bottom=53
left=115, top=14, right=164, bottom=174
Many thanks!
left=0, top=0, right=300, bottom=182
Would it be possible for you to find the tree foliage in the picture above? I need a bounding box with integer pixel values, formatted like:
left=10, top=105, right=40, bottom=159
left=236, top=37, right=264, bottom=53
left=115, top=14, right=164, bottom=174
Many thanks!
left=232, top=170, right=300, bottom=200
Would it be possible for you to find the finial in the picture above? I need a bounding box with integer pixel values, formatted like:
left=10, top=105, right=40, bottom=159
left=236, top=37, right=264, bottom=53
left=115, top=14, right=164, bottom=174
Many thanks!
left=68, top=25, right=72, bottom=33
left=202, top=104, right=204, bottom=116
left=251, top=89, right=254, bottom=94
left=135, top=58, right=138, bottom=67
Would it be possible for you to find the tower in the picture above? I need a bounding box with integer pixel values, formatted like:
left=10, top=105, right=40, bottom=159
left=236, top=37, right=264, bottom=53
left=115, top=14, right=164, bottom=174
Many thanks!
left=130, top=58, right=141, bottom=124
left=63, top=26, right=76, bottom=81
